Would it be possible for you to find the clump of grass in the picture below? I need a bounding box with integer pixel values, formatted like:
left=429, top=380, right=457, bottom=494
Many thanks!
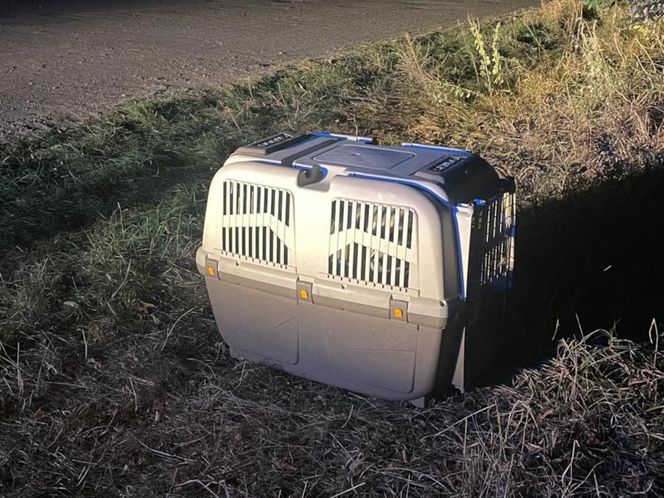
left=1, top=1, right=663, bottom=496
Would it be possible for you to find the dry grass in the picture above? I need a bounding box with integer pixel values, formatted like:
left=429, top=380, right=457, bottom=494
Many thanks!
left=391, top=1, right=664, bottom=199
left=3, top=316, right=664, bottom=495
left=1, top=1, right=664, bottom=496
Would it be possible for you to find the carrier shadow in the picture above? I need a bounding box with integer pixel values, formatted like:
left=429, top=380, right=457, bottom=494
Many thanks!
left=471, top=163, right=664, bottom=386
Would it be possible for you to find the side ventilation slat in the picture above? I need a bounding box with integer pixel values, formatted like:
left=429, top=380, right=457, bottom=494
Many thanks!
left=220, top=181, right=293, bottom=267
left=328, top=199, right=417, bottom=290
left=347, top=202, right=356, bottom=279
left=374, top=205, right=382, bottom=285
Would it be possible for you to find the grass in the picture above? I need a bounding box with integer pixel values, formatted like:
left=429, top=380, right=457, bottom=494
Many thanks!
left=1, top=0, right=663, bottom=495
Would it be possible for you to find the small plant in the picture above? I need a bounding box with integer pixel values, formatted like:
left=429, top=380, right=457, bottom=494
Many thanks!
left=469, top=19, right=505, bottom=94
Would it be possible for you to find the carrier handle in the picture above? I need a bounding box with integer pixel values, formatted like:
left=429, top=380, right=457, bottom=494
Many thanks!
left=297, top=164, right=325, bottom=187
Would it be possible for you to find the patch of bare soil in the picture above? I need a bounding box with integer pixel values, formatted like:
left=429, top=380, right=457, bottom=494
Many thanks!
left=0, top=0, right=537, bottom=141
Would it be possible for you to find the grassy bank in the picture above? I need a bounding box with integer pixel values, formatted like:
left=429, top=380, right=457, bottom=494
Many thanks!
left=1, top=0, right=663, bottom=495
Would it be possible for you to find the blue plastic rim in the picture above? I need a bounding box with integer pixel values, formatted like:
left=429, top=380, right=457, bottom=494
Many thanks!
left=400, top=142, right=472, bottom=157
left=312, top=131, right=374, bottom=143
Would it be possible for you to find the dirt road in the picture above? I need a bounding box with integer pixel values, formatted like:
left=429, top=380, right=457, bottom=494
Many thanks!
left=0, top=0, right=537, bottom=140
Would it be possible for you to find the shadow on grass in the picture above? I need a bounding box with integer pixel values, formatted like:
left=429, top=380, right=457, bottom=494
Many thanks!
left=0, top=97, right=247, bottom=258
left=473, top=161, right=664, bottom=385
left=0, top=153, right=199, bottom=255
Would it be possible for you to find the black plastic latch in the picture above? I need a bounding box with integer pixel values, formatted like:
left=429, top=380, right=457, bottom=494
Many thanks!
left=297, top=164, right=325, bottom=187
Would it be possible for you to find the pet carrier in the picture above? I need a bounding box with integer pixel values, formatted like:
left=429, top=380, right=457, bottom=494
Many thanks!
left=197, top=132, right=515, bottom=406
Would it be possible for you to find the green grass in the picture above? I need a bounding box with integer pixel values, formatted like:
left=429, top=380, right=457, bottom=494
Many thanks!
left=1, top=1, right=664, bottom=495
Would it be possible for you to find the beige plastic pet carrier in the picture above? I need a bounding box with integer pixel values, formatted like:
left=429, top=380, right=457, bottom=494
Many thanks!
left=197, top=132, right=515, bottom=406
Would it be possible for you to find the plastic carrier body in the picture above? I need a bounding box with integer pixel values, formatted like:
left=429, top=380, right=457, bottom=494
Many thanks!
left=196, top=132, right=516, bottom=405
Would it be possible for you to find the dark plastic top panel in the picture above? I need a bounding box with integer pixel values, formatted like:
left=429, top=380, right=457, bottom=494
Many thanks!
left=231, top=132, right=503, bottom=203
left=235, top=132, right=309, bottom=156
left=313, top=144, right=415, bottom=170
left=295, top=141, right=447, bottom=177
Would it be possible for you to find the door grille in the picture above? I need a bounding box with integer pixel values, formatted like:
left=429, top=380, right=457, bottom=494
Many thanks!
left=466, top=183, right=516, bottom=321
left=220, top=181, right=294, bottom=266
left=473, top=190, right=516, bottom=289
left=328, top=199, right=417, bottom=289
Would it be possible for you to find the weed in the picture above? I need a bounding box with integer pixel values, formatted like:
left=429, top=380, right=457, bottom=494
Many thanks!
left=469, top=18, right=506, bottom=93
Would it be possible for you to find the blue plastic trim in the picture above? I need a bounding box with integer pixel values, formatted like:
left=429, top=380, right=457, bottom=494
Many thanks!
left=451, top=205, right=467, bottom=300
left=312, top=131, right=374, bottom=143
left=400, top=142, right=472, bottom=157
left=347, top=172, right=467, bottom=300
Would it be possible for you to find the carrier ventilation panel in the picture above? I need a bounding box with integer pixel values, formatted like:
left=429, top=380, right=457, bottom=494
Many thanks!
left=327, top=199, right=418, bottom=290
left=478, top=191, right=515, bottom=288
left=468, top=190, right=516, bottom=294
left=220, top=181, right=295, bottom=266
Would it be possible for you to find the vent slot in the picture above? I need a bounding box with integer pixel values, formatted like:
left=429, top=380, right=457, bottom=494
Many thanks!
left=328, top=199, right=416, bottom=289
left=220, top=181, right=294, bottom=266
left=467, top=189, right=516, bottom=295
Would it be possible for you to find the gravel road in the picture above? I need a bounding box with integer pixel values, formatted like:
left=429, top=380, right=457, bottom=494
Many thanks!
left=0, top=0, right=537, bottom=140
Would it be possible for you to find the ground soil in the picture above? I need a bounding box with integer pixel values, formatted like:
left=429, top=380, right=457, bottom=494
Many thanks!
left=0, top=0, right=537, bottom=141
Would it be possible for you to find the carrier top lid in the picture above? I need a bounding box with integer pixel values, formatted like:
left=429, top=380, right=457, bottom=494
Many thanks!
left=312, top=144, right=415, bottom=170
left=230, top=132, right=502, bottom=203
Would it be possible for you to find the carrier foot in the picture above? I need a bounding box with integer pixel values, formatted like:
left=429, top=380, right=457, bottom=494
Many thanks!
left=409, top=396, right=427, bottom=409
